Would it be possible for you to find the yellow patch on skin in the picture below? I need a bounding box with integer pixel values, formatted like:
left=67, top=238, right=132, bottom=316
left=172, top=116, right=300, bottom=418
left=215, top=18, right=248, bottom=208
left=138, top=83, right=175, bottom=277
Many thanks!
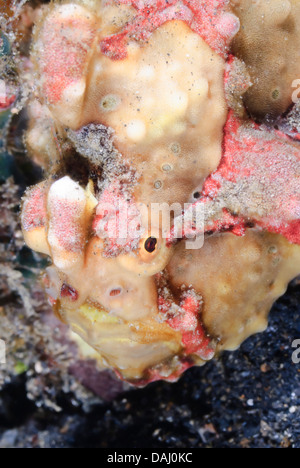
left=62, top=300, right=182, bottom=379
left=79, top=303, right=120, bottom=325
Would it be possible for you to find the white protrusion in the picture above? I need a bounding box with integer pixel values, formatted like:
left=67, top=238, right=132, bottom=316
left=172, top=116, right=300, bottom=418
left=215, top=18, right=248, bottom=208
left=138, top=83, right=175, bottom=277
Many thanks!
left=126, top=119, right=147, bottom=142
left=45, top=266, right=61, bottom=301
left=216, top=13, right=240, bottom=39
left=191, top=78, right=209, bottom=97
left=54, top=3, right=92, bottom=20
left=63, top=80, right=86, bottom=104
left=166, top=91, right=188, bottom=114
left=171, top=121, right=187, bottom=136
left=48, top=176, right=86, bottom=203
left=137, top=65, right=155, bottom=80
left=56, top=80, right=86, bottom=127
left=27, top=128, right=50, bottom=153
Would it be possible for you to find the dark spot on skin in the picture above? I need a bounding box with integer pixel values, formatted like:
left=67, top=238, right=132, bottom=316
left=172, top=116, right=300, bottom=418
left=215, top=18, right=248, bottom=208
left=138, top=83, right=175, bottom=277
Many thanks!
left=246, top=221, right=255, bottom=228
left=144, top=237, right=157, bottom=253
left=154, top=180, right=162, bottom=189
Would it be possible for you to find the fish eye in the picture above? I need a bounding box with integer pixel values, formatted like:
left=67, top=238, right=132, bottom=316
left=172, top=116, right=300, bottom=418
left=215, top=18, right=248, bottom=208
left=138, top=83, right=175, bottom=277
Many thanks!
left=144, top=236, right=158, bottom=253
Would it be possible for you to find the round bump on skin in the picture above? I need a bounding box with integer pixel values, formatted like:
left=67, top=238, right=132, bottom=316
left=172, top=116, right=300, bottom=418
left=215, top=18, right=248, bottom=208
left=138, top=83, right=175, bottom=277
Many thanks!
left=137, top=64, right=155, bottom=80
left=268, top=245, right=278, bottom=255
left=154, top=180, right=163, bottom=190
left=169, top=142, right=181, bottom=155
left=126, top=119, right=146, bottom=142
left=271, top=89, right=280, bottom=101
left=166, top=91, right=188, bottom=113
left=161, top=163, right=173, bottom=172
left=100, top=94, right=121, bottom=112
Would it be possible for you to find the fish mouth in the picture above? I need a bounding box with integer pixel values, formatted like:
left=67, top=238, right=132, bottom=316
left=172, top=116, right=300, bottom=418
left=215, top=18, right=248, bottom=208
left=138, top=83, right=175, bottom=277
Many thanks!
left=60, top=301, right=183, bottom=380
